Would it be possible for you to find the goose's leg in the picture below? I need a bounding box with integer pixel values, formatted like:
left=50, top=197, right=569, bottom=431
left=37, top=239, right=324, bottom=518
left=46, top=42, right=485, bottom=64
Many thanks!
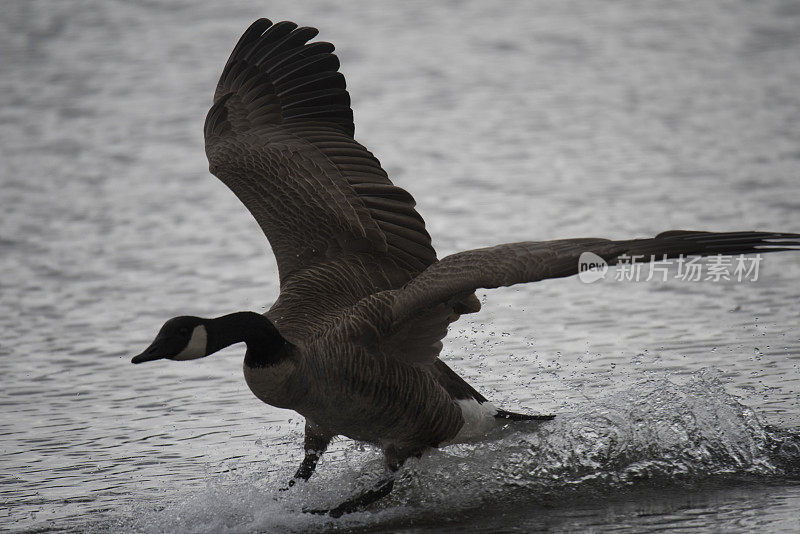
left=304, top=445, right=420, bottom=517
left=284, top=421, right=332, bottom=489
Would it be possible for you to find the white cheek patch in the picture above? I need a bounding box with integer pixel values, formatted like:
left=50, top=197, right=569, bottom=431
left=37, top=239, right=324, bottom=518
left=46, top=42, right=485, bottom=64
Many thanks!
left=174, top=325, right=208, bottom=360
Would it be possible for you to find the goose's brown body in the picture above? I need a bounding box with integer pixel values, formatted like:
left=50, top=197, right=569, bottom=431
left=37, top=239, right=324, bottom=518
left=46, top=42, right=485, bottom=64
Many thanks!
left=244, top=339, right=463, bottom=449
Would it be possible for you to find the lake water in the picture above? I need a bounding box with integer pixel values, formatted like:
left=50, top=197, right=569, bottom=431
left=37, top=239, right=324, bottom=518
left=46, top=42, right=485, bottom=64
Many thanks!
left=2, top=1, right=800, bottom=532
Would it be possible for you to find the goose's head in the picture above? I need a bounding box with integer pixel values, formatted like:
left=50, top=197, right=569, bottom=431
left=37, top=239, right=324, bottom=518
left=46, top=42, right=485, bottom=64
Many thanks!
left=131, top=312, right=286, bottom=366
left=132, top=316, right=208, bottom=364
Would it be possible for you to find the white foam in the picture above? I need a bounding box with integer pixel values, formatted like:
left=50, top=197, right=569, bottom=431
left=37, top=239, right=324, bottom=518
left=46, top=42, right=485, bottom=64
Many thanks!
left=112, top=370, right=798, bottom=534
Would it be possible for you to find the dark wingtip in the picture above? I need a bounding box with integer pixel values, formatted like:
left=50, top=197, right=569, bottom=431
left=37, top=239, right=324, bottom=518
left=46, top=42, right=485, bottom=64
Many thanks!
left=651, top=230, right=800, bottom=256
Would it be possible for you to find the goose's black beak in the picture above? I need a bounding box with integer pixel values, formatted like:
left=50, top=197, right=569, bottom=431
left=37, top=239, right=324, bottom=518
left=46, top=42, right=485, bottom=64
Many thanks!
left=131, top=335, right=180, bottom=364
left=132, top=343, right=165, bottom=364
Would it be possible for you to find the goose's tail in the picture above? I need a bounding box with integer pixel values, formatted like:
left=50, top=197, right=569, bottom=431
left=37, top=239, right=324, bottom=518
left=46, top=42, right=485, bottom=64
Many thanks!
left=495, top=409, right=555, bottom=421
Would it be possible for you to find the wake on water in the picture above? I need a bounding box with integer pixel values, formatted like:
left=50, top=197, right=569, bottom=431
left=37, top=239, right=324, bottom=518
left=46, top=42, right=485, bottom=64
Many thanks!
left=114, top=369, right=800, bottom=533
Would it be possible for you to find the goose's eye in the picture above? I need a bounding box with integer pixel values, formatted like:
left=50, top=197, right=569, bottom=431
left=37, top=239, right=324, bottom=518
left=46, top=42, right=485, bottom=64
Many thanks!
left=178, top=327, right=190, bottom=337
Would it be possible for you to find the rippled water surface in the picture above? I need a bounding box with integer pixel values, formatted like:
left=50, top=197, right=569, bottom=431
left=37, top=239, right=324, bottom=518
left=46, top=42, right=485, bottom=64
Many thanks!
left=2, top=1, right=800, bottom=532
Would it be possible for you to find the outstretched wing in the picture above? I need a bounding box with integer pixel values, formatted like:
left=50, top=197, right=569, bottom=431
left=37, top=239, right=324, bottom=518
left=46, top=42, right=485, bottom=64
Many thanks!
left=204, top=19, right=437, bottom=290
left=353, top=230, right=800, bottom=362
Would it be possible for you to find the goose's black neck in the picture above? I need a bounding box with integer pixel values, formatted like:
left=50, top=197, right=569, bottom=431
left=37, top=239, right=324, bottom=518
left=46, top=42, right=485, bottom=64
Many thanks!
left=206, top=312, right=289, bottom=368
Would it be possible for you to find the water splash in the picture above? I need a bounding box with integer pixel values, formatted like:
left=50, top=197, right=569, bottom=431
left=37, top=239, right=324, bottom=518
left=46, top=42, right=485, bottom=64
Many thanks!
left=115, top=369, right=800, bottom=533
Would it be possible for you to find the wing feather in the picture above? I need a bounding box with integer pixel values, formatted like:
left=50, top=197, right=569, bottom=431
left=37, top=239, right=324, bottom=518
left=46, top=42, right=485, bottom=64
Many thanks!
left=204, top=19, right=447, bottom=338
left=204, top=19, right=438, bottom=291
left=351, top=231, right=800, bottom=363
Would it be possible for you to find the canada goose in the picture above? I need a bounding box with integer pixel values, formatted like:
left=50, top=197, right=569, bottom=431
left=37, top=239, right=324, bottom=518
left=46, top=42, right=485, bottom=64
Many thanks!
left=131, top=18, right=800, bottom=517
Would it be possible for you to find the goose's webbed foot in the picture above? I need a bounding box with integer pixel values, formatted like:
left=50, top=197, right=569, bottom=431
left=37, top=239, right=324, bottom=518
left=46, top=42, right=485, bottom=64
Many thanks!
left=303, top=475, right=395, bottom=517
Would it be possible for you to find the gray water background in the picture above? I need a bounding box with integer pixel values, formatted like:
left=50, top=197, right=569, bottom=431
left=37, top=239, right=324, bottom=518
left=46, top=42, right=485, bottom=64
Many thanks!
left=2, top=1, right=800, bottom=532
